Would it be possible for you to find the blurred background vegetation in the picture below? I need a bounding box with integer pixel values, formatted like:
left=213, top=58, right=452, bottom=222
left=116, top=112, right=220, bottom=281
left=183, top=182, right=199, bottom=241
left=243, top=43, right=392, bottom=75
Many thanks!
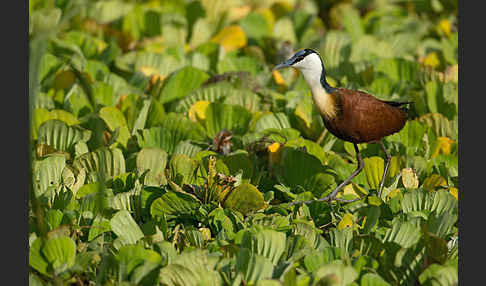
left=29, top=0, right=458, bottom=285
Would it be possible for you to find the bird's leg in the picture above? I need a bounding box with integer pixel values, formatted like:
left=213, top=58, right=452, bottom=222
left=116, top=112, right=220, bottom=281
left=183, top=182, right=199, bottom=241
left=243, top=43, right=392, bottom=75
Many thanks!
left=289, top=143, right=364, bottom=206
left=378, top=140, right=391, bottom=198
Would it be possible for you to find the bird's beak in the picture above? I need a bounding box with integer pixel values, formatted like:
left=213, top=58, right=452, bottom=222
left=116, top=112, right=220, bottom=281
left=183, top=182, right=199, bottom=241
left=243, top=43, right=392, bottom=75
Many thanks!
left=273, top=59, right=293, bottom=71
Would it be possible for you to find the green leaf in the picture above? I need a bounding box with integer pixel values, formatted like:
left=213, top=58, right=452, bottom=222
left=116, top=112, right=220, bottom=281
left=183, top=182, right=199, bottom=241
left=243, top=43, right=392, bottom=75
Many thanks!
left=136, top=113, right=206, bottom=154
left=150, top=191, right=199, bottom=218
left=383, top=221, right=421, bottom=248
left=240, top=12, right=271, bottom=39
left=159, top=66, right=210, bottom=104
left=38, top=120, right=91, bottom=153
left=236, top=249, right=274, bottom=284
left=254, top=113, right=291, bottom=133
left=399, top=121, right=427, bottom=155
left=217, top=56, right=261, bottom=76
left=303, top=247, right=343, bottom=272
left=117, top=244, right=161, bottom=281
left=246, top=229, right=286, bottom=265
left=45, top=209, right=63, bottom=231
left=418, top=263, right=458, bottom=286
left=88, top=214, right=111, bottom=241
left=314, top=260, right=358, bottom=286
left=273, top=17, right=297, bottom=43
left=92, top=82, right=116, bottom=107
left=375, top=58, right=421, bottom=83
left=402, top=189, right=457, bottom=215
left=168, top=153, right=198, bottom=186
left=29, top=237, right=49, bottom=276
left=110, top=210, right=144, bottom=245
left=87, top=0, right=134, bottom=24
left=42, top=236, right=76, bottom=274
left=33, top=154, right=66, bottom=197
left=425, top=81, right=440, bottom=114
left=205, top=103, right=252, bottom=138
left=222, top=151, right=254, bottom=181
left=131, top=99, right=151, bottom=134
left=136, top=147, right=168, bottom=186
left=64, top=84, right=93, bottom=117
left=223, top=90, right=262, bottom=113
left=174, top=82, right=232, bottom=113
left=423, top=231, right=448, bottom=265
left=329, top=228, right=353, bottom=254
left=426, top=212, right=457, bottom=239
left=99, top=106, right=131, bottom=148
left=223, top=183, right=265, bottom=215
left=159, top=250, right=223, bottom=286
left=280, top=147, right=334, bottom=197
left=364, top=156, right=385, bottom=190
left=319, top=31, right=351, bottom=70
left=73, top=147, right=126, bottom=182
left=31, top=8, right=61, bottom=36
left=350, top=36, right=394, bottom=62
left=341, top=5, right=365, bottom=41
left=32, top=108, right=80, bottom=139
left=418, top=113, right=456, bottom=139
left=360, top=273, right=391, bottom=286
left=173, top=140, right=203, bottom=158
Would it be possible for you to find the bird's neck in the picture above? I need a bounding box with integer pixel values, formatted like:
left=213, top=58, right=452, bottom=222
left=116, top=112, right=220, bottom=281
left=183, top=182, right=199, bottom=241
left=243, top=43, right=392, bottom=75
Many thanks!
left=311, top=85, right=339, bottom=119
left=300, top=68, right=339, bottom=119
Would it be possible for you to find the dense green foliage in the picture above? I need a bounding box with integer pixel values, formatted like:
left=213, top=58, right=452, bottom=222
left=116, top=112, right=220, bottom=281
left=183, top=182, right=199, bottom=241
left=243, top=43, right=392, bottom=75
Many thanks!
left=29, top=0, right=458, bottom=285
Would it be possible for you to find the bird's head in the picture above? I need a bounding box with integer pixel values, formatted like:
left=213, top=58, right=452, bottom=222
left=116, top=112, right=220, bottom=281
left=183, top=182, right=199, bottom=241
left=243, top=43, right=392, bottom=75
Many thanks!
left=274, top=48, right=329, bottom=90
left=273, top=48, right=321, bottom=71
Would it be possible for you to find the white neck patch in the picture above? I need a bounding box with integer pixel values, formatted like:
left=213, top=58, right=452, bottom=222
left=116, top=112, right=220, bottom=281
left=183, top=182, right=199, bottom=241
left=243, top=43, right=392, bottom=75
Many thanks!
left=292, top=53, right=337, bottom=118
left=292, top=53, right=323, bottom=89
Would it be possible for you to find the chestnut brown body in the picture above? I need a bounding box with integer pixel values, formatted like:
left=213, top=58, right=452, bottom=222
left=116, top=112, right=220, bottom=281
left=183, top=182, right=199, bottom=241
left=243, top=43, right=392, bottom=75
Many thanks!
left=322, top=88, right=409, bottom=144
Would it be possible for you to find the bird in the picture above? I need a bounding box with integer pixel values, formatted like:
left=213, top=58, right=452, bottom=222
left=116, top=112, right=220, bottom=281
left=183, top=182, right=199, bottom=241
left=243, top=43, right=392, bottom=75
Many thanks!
left=273, top=48, right=412, bottom=205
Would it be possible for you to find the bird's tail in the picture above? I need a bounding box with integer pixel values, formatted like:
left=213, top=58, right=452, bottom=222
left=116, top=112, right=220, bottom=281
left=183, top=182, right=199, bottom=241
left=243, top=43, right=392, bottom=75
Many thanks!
left=381, top=100, right=413, bottom=107
left=381, top=100, right=413, bottom=117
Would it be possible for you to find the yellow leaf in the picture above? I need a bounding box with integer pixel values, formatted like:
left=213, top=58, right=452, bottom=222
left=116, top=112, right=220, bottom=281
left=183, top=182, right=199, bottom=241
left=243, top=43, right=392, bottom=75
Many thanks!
left=188, top=101, right=210, bottom=122
left=199, top=227, right=212, bottom=241
left=338, top=183, right=367, bottom=200
left=256, top=8, right=275, bottom=30
left=422, top=174, right=447, bottom=192
left=401, top=168, right=419, bottom=189
left=326, top=76, right=338, bottom=88
left=294, top=101, right=312, bottom=129
left=48, top=110, right=80, bottom=126
left=53, top=70, right=76, bottom=90
left=424, top=52, right=440, bottom=68
left=227, top=5, right=251, bottom=22
left=95, top=38, right=107, bottom=53
left=438, top=19, right=451, bottom=36
left=431, top=137, right=455, bottom=158
left=211, top=25, right=247, bottom=52
left=445, top=65, right=458, bottom=83
left=272, top=70, right=286, bottom=86
left=388, top=156, right=401, bottom=179
left=449, top=187, right=458, bottom=200
left=268, top=142, right=282, bottom=165
left=386, top=189, right=401, bottom=201
left=337, top=213, right=354, bottom=230
left=138, top=66, right=159, bottom=77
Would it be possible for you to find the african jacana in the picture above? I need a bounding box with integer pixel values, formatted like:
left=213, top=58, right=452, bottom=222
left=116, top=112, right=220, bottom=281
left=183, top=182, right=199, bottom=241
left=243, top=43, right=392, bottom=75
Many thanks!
left=274, top=48, right=411, bottom=204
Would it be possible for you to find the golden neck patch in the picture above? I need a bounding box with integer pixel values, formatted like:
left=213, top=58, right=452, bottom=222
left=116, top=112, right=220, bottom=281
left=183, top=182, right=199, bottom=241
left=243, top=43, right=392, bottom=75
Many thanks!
left=311, top=85, right=339, bottom=119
